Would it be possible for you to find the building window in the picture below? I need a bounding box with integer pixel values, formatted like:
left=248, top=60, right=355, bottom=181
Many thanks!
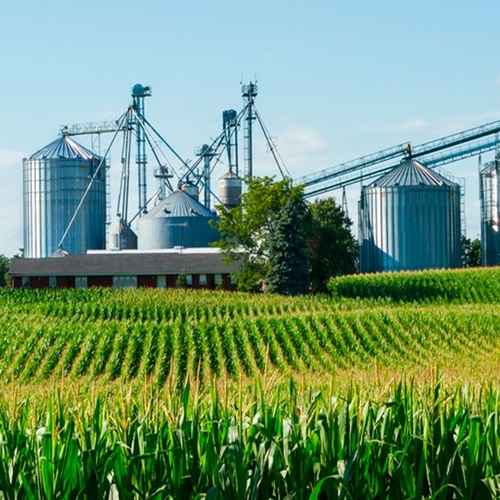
left=199, top=274, right=207, bottom=286
left=157, top=275, right=167, bottom=289
left=113, top=276, right=138, bottom=289
left=214, top=274, right=222, bottom=285
left=22, top=276, right=29, bottom=287
left=49, top=276, right=57, bottom=288
left=186, top=274, right=193, bottom=286
left=230, top=274, right=237, bottom=285
left=75, top=277, right=88, bottom=289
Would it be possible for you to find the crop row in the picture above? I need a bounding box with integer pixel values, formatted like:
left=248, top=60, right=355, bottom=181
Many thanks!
left=1, top=304, right=499, bottom=386
left=0, top=287, right=339, bottom=322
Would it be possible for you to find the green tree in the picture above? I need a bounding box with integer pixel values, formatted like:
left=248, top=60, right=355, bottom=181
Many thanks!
left=214, top=176, right=307, bottom=292
left=265, top=198, right=310, bottom=295
left=0, top=254, right=9, bottom=287
left=307, top=198, right=358, bottom=293
left=461, top=236, right=482, bottom=267
left=175, top=272, right=188, bottom=288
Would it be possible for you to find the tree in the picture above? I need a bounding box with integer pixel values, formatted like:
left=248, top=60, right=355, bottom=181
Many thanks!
left=0, top=255, right=10, bottom=288
left=265, top=198, right=310, bottom=295
left=214, top=176, right=307, bottom=292
left=0, top=255, right=8, bottom=287
left=307, top=198, right=358, bottom=293
left=175, top=272, right=188, bottom=288
left=461, top=236, right=482, bottom=268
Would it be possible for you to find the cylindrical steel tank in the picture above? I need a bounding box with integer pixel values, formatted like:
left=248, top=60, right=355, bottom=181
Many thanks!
left=23, top=135, right=106, bottom=258
left=180, top=180, right=199, bottom=200
left=219, top=170, right=242, bottom=209
left=479, top=159, right=500, bottom=265
left=359, top=159, right=461, bottom=273
left=137, top=190, right=220, bottom=249
left=109, top=218, right=138, bottom=251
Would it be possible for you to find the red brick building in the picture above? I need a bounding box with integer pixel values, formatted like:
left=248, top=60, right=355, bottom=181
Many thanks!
left=9, top=250, right=240, bottom=290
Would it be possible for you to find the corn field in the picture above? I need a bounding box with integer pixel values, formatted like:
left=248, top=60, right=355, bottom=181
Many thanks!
left=1, top=381, right=500, bottom=498
left=1, top=285, right=500, bottom=386
left=1, top=267, right=500, bottom=497
left=329, top=266, right=500, bottom=303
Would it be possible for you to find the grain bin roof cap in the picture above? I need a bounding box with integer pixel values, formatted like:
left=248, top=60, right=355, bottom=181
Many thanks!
left=145, top=189, right=216, bottom=218
left=29, top=135, right=98, bottom=161
left=369, top=159, right=458, bottom=188
left=220, top=170, right=241, bottom=180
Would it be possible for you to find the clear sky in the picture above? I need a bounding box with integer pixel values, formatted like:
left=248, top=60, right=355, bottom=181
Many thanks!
left=1, top=0, right=500, bottom=257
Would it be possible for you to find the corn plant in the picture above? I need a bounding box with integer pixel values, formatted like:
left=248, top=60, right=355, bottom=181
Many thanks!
left=92, top=321, right=118, bottom=378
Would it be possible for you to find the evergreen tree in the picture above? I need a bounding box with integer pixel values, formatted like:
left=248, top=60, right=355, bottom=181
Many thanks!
left=175, top=272, right=188, bottom=288
left=214, top=176, right=306, bottom=291
left=265, top=198, right=310, bottom=295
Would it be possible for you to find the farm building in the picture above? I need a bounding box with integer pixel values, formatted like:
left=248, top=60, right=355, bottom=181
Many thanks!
left=9, top=249, right=240, bottom=290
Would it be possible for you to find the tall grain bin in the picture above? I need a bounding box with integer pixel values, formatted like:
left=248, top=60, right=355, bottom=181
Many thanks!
left=137, top=189, right=220, bottom=250
left=109, top=218, right=138, bottom=251
left=359, top=159, right=461, bottom=273
left=219, top=170, right=242, bottom=209
left=23, top=135, right=106, bottom=258
left=180, top=180, right=199, bottom=201
left=479, top=158, right=500, bottom=265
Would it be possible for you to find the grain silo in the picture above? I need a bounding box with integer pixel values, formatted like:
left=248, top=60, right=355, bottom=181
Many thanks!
left=479, top=158, right=500, bottom=265
left=108, top=218, right=138, bottom=251
left=359, top=158, right=461, bottom=273
left=219, top=170, right=242, bottom=209
left=137, top=189, right=220, bottom=250
left=23, top=134, right=106, bottom=258
left=180, top=180, right=199, bottom=201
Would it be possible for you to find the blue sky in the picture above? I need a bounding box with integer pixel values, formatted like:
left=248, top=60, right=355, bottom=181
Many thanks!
left=1, top=1, right=500, bottom=256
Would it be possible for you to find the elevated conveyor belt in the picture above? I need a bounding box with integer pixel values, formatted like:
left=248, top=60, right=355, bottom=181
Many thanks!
left=297, top=119, right=500, bottom=197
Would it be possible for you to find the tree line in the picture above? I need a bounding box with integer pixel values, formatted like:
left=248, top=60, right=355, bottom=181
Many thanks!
left=213, top=176, right=358, bottom=295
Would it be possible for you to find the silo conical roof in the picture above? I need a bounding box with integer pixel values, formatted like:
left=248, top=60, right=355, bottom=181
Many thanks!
left=50, top=247, right=69, bottom=258
left=145, top=190, right=215, bottom=218
left=220, top=170, right=240, bottom=180
left=370, top=159, right=457, bottom=187
left=30, top=135, right=97, bottom=160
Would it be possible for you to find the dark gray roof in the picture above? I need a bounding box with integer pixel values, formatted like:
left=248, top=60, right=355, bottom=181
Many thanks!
left=9, top=251, right=240, bottom=277
left=145, top=190, right=216, bottom=219
left=370, top=159, right=457, bottom=188
left=30, top=136, right=98, bottom=161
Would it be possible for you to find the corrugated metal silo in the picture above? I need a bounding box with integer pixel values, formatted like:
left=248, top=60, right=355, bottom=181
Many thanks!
left=219, top=170, right=242, bottom=209
left=23, top=135, right=107, bottom=258
left=180, top=180, right=199, bottom=201
left=479, top=158, right=500, bottom=265
left=359, top=159, right=461, bottom=273
left=137, top=190, right=220, bottom=250
left=109, top=218, right=138, bottom=251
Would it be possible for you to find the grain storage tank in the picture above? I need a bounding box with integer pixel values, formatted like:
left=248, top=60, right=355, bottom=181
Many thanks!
left=359, top=158, right=461, bottom=273
left=23, top=134, right=106, bottom=258
left=219, top=170, right=242, bottom=209
left=479, top=158, right=500, bottom=265
left=180, top=180, right=199, bottom=201
left=137, top=189, right=220, bottom=249
left=109, top=218, right=138, bottom=251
